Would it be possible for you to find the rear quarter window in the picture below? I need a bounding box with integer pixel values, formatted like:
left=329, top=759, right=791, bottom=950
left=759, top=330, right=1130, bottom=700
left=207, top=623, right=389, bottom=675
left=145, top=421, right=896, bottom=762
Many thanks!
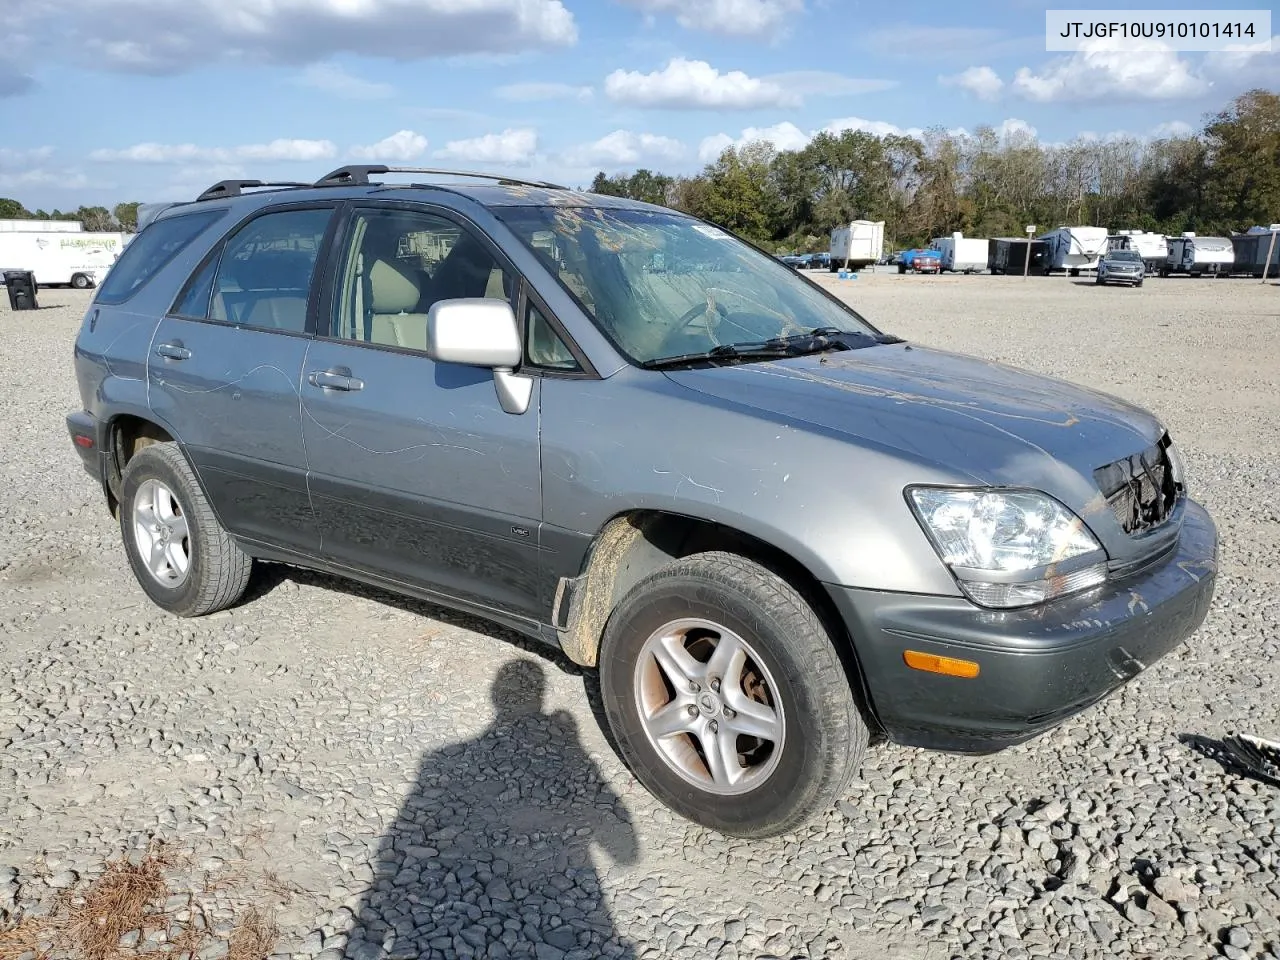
left=94, top=210, right=224, bottom=305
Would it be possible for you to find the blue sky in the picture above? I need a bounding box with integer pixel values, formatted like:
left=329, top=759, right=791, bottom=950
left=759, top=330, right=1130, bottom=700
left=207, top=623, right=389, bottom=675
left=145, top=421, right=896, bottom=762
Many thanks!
left=0, top=0, right=1276, bottom=211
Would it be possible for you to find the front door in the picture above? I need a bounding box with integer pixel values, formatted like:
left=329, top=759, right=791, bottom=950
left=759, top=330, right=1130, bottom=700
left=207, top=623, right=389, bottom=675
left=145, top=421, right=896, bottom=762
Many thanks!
left=148, top=204, right=337, bottom=555
left=301, top=204, right=544, bottom=619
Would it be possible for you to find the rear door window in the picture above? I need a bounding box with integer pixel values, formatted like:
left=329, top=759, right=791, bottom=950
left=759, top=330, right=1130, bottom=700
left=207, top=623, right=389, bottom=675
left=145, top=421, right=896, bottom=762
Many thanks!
left=205, top=208, right=334, bottom=334
left=94, top=210, right=223, bottom=305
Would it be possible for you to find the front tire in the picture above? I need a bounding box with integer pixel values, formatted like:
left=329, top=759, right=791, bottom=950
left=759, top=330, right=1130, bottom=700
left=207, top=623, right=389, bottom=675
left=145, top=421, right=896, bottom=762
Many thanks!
left=71, top=273, right=92, bottom=289
left=599, top=552, right=866, bottom=838
left=119, top=442, right=253, bottom=617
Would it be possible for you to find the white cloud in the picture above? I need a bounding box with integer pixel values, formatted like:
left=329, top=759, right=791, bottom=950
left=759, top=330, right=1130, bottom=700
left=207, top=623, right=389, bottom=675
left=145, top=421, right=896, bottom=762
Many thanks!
left=823, top=116, right=924, bottom=139
left=699, top=116, right=927, bottom=161
left=0, top=146, right=55, bottom=166
left=294, top=63, right=394, bottom=100
left=435, top=128, right=538, bottom=165
left=605, top=58, right=796, bottom=109
left=996, top=118, right=1038, bottom=140
left=1203, top=35, right=1280, bottom=84
left=350, top=130, right=429, bottom=162
left=7, top=0, right=577, bottom=76
left=946, top=34, right=1280, bottom=106
left=1012, top=41, right=1208, bottom=102
left=495, top=81, right=593, bottom=102
left=1150, top=120, right=1194, bottom=139
left=565, top=130, right=684, bottom=168
left=619, top=0, right=803, bottom=39
left=941, top=66, right=1003, bottom=101
left=0, top=168, right=91, bottom=191
left=698, top=122, right=808, bottom=162
left=90, top=139, right=338, bottom=164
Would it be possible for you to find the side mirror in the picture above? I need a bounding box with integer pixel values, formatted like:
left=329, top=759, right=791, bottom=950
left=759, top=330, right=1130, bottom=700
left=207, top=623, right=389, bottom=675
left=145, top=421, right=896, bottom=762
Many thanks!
left=425, top=298, right=532, bottom=415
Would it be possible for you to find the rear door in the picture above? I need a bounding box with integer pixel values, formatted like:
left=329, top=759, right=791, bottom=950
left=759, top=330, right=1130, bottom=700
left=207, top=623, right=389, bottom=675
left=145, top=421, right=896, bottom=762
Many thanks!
left=148, top=203, right=339, bottom=555
left=299, top=203, right=548, bottom=618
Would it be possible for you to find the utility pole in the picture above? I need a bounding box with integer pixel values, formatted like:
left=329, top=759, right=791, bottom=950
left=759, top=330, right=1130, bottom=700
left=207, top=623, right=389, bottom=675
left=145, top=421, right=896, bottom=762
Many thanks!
left=1023, top=225, right=1035, bottom=280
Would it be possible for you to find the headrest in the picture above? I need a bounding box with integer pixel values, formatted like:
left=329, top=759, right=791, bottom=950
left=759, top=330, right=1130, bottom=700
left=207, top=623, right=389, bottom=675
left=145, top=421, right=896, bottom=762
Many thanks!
left=368, top=258, right=420, bottom=314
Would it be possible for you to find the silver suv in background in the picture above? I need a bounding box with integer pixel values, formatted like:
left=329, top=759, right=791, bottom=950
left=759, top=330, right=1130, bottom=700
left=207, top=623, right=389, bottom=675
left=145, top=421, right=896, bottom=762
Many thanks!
left=1096, top=249, right=1146, bottom=287
left=67, top=166, right=1217, bottom=838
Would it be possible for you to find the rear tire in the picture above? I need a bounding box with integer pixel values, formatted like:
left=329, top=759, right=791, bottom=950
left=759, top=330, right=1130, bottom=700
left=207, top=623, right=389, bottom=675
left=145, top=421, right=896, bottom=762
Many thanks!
left=71, top=273, right=92, bottom=289
left=598, top=551, right=867, bottom=838
left=119, top=442, right=253, bottom=617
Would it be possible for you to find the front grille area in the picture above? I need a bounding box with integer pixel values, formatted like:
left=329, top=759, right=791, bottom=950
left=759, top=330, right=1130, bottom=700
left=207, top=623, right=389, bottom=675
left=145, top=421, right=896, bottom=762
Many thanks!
left=1094, top=437, right=1180, bottom=535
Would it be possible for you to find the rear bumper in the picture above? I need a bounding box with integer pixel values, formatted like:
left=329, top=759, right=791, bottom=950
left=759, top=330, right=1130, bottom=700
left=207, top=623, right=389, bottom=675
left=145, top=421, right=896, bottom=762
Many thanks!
left=829, top=499, right=1218, bottom=753
left=67, top=411, right=114, bottom=508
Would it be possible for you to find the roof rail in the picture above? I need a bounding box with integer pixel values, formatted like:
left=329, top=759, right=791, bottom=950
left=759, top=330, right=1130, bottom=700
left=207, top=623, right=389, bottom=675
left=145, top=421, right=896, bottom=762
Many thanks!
left=196, top=179, right=313, bottom=202
left=313, top=164, right=567, bottom=190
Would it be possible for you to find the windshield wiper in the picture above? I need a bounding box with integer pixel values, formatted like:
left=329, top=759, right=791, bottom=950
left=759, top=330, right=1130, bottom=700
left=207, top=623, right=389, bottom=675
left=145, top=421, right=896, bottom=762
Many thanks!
left=642, top=327, right=899, bottom=370
left=641, top=342, right=796, bottom=369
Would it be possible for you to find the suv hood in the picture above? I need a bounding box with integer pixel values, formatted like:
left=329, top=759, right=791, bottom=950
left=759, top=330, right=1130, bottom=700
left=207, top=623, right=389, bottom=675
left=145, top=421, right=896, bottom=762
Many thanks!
left=663, top=343, right=1169, bottom=559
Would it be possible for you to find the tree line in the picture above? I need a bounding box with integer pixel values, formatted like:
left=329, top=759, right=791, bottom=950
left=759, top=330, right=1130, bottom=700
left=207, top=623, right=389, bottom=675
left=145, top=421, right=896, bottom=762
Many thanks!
left=590, top=89, right=1280, bottom=253
left=0, top=199, right=140, bottom=232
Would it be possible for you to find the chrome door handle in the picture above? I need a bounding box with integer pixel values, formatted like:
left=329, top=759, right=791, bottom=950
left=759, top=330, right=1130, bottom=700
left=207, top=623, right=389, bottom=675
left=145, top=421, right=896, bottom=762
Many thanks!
left=155, top=342, right=191, bottom=361
left=308, top=369, right=364, bottom=392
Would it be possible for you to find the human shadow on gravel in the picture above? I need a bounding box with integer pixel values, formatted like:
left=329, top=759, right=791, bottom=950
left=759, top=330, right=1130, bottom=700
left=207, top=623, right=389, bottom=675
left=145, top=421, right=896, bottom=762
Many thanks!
left=343, top=659, right=640, bottom=960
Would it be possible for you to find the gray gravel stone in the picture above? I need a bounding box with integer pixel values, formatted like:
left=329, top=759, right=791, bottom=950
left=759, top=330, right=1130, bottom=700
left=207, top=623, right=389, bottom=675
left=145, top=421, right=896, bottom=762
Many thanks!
left=1224, top=927, right=1251, bottom=949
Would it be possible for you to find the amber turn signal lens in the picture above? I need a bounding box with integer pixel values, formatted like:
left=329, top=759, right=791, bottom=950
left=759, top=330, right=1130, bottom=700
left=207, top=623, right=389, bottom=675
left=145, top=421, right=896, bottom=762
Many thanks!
left=903, top=650, right=980, bottom=678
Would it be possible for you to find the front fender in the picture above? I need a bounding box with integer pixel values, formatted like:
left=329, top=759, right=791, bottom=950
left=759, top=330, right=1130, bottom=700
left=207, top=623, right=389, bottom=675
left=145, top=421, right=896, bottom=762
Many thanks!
left=539, top=372, right=963, bottom=596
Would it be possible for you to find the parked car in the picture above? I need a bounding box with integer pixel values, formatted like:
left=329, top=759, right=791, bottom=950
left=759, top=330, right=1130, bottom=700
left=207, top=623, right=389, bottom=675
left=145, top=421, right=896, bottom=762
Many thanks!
left=1096, top=249, right=1146, bottom=287
left=898, top=248, right=941, bottom=274
left=67, top=166, right=1218, bottom=839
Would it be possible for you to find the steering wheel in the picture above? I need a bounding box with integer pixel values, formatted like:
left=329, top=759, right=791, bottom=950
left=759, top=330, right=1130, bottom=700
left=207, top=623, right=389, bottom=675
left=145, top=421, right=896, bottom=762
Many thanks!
left=657, top=299, right=731, bottom=353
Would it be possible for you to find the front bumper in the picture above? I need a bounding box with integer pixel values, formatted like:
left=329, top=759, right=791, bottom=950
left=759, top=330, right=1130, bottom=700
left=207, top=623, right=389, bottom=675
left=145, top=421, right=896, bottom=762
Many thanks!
left=1102, top=269, right=1144, bottom=284
left=829, top=499, right=1218, bottom=753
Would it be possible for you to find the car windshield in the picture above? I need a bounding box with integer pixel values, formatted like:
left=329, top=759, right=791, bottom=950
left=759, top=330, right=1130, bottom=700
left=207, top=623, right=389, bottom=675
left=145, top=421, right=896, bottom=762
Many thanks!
left=496, top=205, right=880, bottom=365
left=1111, top=251, right=1142, bottom=261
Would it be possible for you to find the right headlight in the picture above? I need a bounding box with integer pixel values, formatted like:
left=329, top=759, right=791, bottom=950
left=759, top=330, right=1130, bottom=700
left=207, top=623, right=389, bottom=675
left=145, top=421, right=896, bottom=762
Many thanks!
left=907, top=487, right=1109, bottom=609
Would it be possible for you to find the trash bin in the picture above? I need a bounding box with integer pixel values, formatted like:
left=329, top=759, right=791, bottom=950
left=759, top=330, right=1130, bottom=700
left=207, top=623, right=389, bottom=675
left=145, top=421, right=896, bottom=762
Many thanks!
left=3, top=270, right=39, bottom=311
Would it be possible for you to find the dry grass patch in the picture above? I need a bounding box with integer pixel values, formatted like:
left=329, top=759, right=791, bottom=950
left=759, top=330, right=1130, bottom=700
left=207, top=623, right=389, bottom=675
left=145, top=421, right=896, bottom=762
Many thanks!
left=1, top=837, right=281, bottom=960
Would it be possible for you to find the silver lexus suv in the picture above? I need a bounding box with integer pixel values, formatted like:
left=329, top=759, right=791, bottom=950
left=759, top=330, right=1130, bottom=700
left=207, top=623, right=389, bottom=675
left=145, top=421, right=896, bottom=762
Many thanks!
left=67, top=166, right=1217, bottom=837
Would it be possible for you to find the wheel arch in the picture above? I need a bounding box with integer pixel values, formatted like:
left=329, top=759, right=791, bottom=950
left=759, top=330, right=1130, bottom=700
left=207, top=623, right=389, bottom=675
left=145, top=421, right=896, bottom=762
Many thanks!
left=101, top=412, right=180, bottom=515
left=555, top=509, right=885, bottom=737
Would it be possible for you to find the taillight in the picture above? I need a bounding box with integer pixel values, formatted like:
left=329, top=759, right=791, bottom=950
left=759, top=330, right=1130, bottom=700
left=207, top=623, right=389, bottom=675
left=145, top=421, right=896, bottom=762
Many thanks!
left=73, top=435, right=94, bottom=449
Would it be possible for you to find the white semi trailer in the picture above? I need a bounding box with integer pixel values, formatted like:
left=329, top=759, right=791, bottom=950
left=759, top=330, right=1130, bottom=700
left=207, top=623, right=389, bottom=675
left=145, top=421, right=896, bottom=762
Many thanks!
left=930, top=232, right=988, bottom=273
left=0, top=231, right=127, bottom=288
left=829, top=220, right=885, bottom=271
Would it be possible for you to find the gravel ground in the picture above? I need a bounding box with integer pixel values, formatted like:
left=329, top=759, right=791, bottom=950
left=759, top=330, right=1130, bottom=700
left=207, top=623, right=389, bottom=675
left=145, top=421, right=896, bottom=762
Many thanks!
left=1, top=275, right=1278, bottom=960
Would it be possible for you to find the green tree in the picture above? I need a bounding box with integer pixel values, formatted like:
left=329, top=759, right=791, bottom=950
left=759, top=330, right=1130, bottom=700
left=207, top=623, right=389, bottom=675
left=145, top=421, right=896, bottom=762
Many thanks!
left=680, top=142, right=778, bottom=243
left=76, top=205, right=115, bottom=231
left=1202, top=89, right=1280, bottom=230
left=0, top=198, right=31, bottom=219
left=113, top=201, right=141, bottom=232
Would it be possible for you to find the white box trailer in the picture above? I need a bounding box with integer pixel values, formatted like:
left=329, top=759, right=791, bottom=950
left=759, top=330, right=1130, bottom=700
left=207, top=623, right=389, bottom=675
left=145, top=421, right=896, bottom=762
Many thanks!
left=0, top=218, right=83, bottom=233
left=829, top=220, right=885, bottom=271
left=1107, top=230, right=1168, bottom=273
left=1038, top=226, right=1109, bottom=274
left=1162, top=233, right=1234, bottom=277
left=0, top=231, right=126, bottom=288
left=930, top=232, right=988, bottom=273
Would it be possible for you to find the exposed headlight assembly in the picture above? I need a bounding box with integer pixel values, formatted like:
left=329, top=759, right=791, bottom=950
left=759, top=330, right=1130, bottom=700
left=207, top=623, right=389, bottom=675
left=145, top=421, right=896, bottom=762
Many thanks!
left=907, top=487, right=1108, bottom=609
